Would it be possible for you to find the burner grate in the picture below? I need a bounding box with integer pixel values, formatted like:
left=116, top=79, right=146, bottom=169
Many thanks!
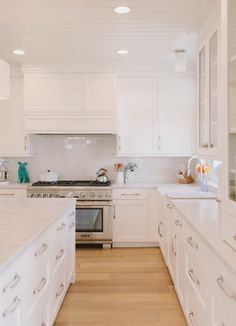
left=31, top=180, right=111, bottom=187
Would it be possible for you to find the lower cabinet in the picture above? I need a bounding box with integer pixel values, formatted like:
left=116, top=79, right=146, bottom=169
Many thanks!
left=0, top=204, right=75, bottom=326
left=157, top=190, right=236, bottom=326
left=112, top=188, right=159, bottom=245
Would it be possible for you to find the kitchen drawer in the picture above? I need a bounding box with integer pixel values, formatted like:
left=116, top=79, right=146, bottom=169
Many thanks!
left=185, top=252, right=209, bottom=310
left=183, top=222, right=211, bottom=268
left=0, top=259, right=22, bottom=310
left=112, top=188, right=149, bottom=200
left=51, top=213, right=68, bottom=247
left=50, top=259, right=68, bottom=325
left=0, top=189, right=26, bottom=198
left=186, top=281, right=209, bottom=326
left=1, top=295, right=22, bottom=326
left=210, top=255, right=236, bottom=326
left=24, top=228, right=52, bottom=274
left=51, top=239, right=67, bottom=276
left=222, top=211, right=236, bottom=251
left=25, top=294, right=49, bottom=326
left=24, top=259, right=49, bottom=313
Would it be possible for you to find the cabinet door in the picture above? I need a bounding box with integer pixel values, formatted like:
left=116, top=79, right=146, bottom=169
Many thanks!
left=113, top=199, right=149, bottom=242
left=117, top=77, right=157, bottom=156
left=0, top=78, right=31, bottom=157
left=158, top=77, right=196, bottom=156
left=198, top=25, right=220, bottom=158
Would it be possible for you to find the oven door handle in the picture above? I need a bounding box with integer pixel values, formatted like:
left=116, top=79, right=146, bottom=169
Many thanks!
left=76, top=204, right=113, bottom=208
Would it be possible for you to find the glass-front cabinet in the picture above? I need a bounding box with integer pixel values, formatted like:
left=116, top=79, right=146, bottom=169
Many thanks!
left=198, top=25, right=220, bottom=158
left=221, top=0, right=236, bottom=252
left=228, top=0, right=236, bottom=203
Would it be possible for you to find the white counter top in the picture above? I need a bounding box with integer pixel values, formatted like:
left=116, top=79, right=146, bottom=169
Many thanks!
left=171, top=199, right=236, bottom=275
left=0, top=182, right=30, bottom=189
left=0, top=198, right=75, bottom=271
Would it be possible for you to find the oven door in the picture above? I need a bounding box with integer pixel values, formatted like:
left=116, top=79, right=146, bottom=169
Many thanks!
left=76, top=201, right=112, bottom=242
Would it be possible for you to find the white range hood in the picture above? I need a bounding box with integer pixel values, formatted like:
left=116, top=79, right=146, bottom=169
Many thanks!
left=0, top=58, right=9, bottom=99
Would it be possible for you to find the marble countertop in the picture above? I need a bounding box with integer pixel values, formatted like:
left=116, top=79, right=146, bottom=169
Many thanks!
left=0, top=198, right=75, bottom=272
left=112, top=182, right=200, bottom=190
left=170, top=199, right=236, bottom=275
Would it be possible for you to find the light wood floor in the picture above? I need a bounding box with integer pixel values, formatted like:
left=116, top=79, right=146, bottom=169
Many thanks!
left=55, top=248, right=187, bottom=326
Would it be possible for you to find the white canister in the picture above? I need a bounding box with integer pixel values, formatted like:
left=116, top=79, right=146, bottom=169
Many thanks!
left=125, top=171, right=135, bottom=184
left=116, top=171, right=124, bottom=185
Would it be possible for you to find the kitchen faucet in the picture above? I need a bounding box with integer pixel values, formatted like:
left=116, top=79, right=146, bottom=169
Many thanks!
left=186, top=156, right=201, bottom=176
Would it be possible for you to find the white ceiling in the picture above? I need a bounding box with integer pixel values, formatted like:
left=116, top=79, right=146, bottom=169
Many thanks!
left=0, top=0, right=215, bottom=68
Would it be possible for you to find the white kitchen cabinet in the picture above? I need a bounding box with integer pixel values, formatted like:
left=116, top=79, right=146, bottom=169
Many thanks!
left=112, top=188, right=159, bottom=245
left=158, top=198, right=170, bottom=263
left=24, top=73, right=117, bottom=134
left=158, top=77, right=196, bottom=156
left=0, top=189, right=27, bottom=198
left=117, top=77, right=157, bottom=156
left=0, top=77, right=32, bottom=157
left=0, top=204, right=75, bottom=326
left=197, top=22, right=221, bottom=159
left=117, top=75, right=196, bottom=157
left=221, top=0, right=236, bottom=250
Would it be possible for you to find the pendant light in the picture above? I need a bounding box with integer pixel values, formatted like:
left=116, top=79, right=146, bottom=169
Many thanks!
left=174, top=49, right=186, bottom=72
left=0, top=58, right=9, bottom=99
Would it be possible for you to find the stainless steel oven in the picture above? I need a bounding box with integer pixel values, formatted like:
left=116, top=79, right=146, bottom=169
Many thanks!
left=76, top=201, right=113, bottom=244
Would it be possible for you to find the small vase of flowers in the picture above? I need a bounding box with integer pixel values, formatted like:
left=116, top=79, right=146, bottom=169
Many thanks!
left=124, top=162, right=137, bottom=184
left=196, top=164, right=211, bottom=192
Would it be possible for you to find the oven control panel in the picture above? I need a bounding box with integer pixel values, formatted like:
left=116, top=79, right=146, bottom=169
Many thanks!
left=27, top=188, right=112, bottom=200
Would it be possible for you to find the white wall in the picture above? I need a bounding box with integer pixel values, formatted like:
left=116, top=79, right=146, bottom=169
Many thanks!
left=6, top=135, right=188, bottom=183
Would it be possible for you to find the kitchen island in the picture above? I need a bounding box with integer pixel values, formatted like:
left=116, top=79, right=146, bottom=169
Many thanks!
left=0, top=198, right=76, bottom=326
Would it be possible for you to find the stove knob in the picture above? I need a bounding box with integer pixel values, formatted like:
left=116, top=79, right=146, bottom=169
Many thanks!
left=80, top=192, right=86, bottom=199
left=36, top=193, right=41, bottom=198
left=106, top=192, right=111, bottom=198
left=29, top=193, right=34, bottom=198
left=90, top=192, right=96, bottom=199
left=67, top=192, right=74, bottom=198
left=48, top=193, right=53, bottom=198
left=42, top=193, right=47, bottom=198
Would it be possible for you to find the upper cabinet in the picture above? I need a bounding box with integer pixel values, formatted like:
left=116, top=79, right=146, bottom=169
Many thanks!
left=0, top=58, right=9, bottom=100
left=117, top=75, right=196, bottom=157
left=197, top=23, right=221, bottom=159
left=23, top=73, right=117, bottom=134
left=0, top=76, right=33, bottom=157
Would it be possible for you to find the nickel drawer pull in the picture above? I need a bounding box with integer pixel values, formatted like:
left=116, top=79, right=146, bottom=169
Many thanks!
left=3, top=273, right=21, bottom=293
left=171, top=237, right=176, bottom=256
left=158, top=222, right=162, bottom=238
left=56, top=249, right=65, bottom=261
left=69, top=222, right=75, bottom=229
left=121, top=193, right=140, bottom=196
left=34, top=243, right=48, bottom=257
left=56, top=283, right=65, bottom=297
left=57, top=222, right=66, bottom=231
left=166, top=203, right=172, bottom=209
left=2, top=296, right=21, bottom=318
left=188, top=269, right=200, bottom=286
left=175, top=219, right=182, bottom=227
left=188, top=236, right=199, bottom=250
left=189, top=312, right=195, bottom=325
left=33, top=277, right=47, bottom=295
left=0, top=193, right=15, bottom=196
left=217, top=275, right=236, bottom=301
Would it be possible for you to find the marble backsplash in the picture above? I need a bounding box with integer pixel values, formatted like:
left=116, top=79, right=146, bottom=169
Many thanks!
left=6, top=135, right=188, bottom=183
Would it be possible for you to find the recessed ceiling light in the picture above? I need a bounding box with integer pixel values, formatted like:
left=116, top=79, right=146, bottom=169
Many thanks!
left=114, top=6, right=130, bottom=14
left=13, top=49, right=25, bottom=55
left=117, top=50, right=129, bottom=55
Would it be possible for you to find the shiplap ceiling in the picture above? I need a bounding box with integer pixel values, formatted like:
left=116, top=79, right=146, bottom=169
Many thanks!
left=0, top=0, right=215, bottom=68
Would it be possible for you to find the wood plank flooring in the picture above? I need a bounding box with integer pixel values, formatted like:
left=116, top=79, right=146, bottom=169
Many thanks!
left=54, top=248, right=187, bottom=326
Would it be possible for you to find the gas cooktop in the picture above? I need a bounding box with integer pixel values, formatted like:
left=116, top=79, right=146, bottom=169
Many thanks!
left=31, top=180, right=111, bottom=187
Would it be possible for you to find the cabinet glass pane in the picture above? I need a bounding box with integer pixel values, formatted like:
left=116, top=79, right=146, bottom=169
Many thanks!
left=199, top=47, right=208, bottom=148
left=209, top=32, right=218, bottom=149
left=228, top=0, right=236, bottom=201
